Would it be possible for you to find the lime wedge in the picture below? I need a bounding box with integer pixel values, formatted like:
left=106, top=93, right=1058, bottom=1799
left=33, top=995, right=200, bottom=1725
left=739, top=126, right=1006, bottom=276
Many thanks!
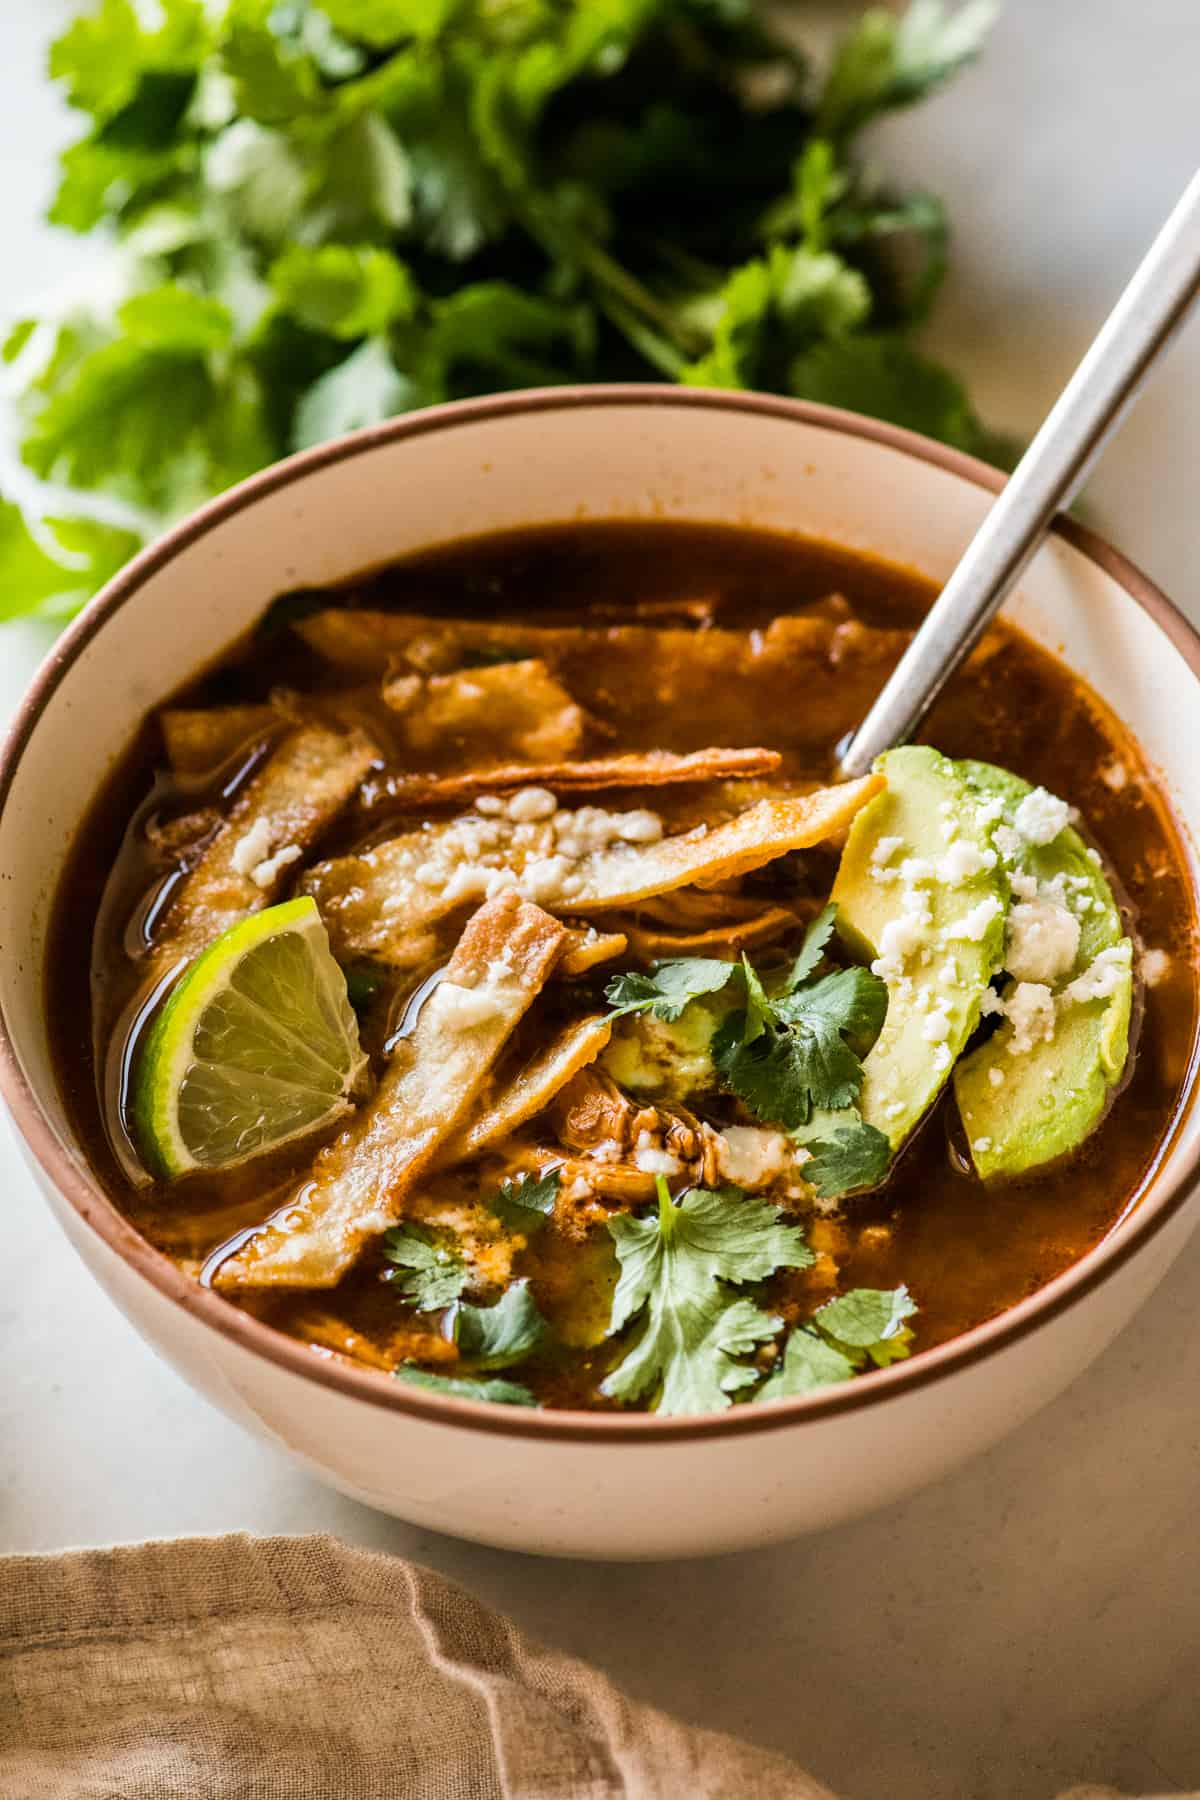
left=135, top=897, right=367, bottom=1179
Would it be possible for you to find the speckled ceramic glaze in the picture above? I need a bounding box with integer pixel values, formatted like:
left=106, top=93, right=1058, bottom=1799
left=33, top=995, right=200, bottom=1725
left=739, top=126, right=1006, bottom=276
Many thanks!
left=2, top=389, right=1198, bottom=1559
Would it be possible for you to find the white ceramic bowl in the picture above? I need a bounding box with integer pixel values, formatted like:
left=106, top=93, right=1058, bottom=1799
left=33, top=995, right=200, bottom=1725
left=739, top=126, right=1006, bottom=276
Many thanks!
left=2, top=388, right=1198, bottom=1560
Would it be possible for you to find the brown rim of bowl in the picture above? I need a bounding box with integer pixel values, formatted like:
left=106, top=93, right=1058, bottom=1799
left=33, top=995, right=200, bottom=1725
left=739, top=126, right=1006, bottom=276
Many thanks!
left=2, top=384, right=1199, bottom=1445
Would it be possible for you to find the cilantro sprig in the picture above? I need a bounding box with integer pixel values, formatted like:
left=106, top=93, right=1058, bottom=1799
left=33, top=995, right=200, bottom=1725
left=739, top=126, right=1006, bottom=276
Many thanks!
left=601, top=1176, right=916, bottom=1413
left=395, top=1367, right=538, bottom=1407
left=605, top=911, right=891, bottom=1199
left=757, top=1286, right=916, bottom=1401
left=602, top=1178, right=813, bottom=1415
left=449, top=1280, right=547, bottom=1370
left=489, top=1167, right=560, bottom=1231
left=3, top=0, right=1002, bottom=620
left=382, top=1223, right=468, bottom=1311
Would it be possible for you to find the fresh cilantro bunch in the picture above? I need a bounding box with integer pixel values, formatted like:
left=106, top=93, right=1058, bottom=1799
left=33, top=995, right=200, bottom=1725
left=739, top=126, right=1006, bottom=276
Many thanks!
left=605, top=906, right=893, bottom=1198
left=602, top=1176, right=914, bottom=1414
left=2, top=0, right=1000, bottom=619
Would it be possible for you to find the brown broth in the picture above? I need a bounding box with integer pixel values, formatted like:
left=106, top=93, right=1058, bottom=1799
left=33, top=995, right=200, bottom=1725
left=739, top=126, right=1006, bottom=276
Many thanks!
left=46, top=521, right=1200, bottom=1410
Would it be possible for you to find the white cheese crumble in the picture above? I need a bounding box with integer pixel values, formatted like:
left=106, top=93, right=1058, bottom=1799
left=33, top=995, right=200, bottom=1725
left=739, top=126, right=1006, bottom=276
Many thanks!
left=248, top=844, right=301, bottom=889
left=1005, top=896, right=1081, bottom=984
left=988, top=1067, right=1005, bottom=1088
left=633, top=1146, right=683, bottom=1176
left=1100, top=758, right=1130, bottom=792
left=973, top=1137, right=993, bottom=1155
left=587, top=1138, right=625, bottom=1165
left=992, top=824, right=1022, bottom=863
left=1062, top=945, right=1131, bottom=1006
left=230, top=817, right=302, bottom=889
left=231, top=817, right=274, bottom=877
left=937, top=840, right=997, bottom=883
left=1004, top=982, right=1057, bottom=1054
left=506, top=785, right=558, bottom=822
left=921, top=1006, right=953, bottom=1044
left=871, top=835, right=904, bottom=870
left=1140, top=947, right=1170, bottom=988
left=1013, top=786, right=1072, bottom=847
left=432, top=980, right=508, bottom=1027
left=946, top=894, right=1004, bottom=942
left=716, top=1126, right=794, bottom=1191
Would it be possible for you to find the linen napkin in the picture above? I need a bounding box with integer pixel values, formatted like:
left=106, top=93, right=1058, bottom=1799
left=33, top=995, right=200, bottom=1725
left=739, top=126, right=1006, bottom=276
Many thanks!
left=0, top=1531, right=1186, bottom=1799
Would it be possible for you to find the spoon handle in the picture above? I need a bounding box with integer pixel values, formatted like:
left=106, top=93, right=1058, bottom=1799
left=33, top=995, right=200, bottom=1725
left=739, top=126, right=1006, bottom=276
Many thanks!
left=840, top=165, right=1200, bottom=780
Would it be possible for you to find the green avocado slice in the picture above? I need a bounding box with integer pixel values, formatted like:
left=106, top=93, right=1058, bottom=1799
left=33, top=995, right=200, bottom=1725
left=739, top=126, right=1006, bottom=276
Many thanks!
left=831, top=746, right=1009, bottom=1152
left=952, top=761, right=1134, bottom=1180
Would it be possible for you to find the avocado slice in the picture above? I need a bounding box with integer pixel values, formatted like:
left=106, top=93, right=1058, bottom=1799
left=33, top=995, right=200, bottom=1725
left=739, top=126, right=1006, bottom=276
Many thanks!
left=831, top=746, right=1009, bottom=1151
left=952, top=761, right=1133, bottom=1180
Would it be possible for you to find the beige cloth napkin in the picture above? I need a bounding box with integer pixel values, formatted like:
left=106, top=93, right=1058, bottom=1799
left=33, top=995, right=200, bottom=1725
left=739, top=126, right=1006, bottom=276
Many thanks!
left=0, top=1531, right=1186, bottom=1800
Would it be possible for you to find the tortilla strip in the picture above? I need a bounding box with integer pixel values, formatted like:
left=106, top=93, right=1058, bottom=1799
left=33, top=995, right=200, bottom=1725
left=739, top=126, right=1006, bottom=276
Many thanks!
left=443, top=1014, right=614, bottom=1163
left=214, top=892, right=566, bottom=1289
left=161, top=704, right=281, bottom=778
left=296, top=611, right=905, bottom=751
left=619, top=904, right=798, bottom=961
left=358, top=746, right=783, bottom=816
left=291, top=1308, right=456, bottom=1372
left=304, top=776, right=882, bottom=968
left=148, top=721, right=378, bottom=981
left=382, top=658, right=584, bottom=762
left=558, top=926, right=628, bottom=976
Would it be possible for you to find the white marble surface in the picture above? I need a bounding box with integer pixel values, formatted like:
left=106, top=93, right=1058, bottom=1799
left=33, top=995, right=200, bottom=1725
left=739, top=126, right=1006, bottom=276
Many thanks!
left=3, top=5, right=1200, bottom=1797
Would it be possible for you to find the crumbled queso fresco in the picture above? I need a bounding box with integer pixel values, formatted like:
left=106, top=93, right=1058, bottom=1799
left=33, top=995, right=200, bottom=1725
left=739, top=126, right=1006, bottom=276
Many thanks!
left=397, top=788, right=664, bottom=911
left=230, top=817, right=303, bottom=889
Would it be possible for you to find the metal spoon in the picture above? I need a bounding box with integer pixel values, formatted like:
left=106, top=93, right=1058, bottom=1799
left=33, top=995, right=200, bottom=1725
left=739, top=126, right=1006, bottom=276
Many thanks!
left=839, top=166, right=1200, bottom=780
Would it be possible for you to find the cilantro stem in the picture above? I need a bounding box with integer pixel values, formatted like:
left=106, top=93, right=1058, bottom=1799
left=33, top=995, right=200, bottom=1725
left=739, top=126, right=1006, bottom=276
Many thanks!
left=654, top=1174, right=676, bottom=1239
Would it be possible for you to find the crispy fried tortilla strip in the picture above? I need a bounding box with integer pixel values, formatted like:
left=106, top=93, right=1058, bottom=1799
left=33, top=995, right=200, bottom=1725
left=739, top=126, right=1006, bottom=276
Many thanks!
left=296, top=610, right=908, bottom=749
left=558, top=926, right=628, bottom=976
left=148, top=721, right=378, bottom=980
left=358, top=746, right=782, bottom=816
left=382, top=658, right=584, bottom=763
left=444, top=1014, right=613, bottom=1163
left=304, top=777, right=882, bottom=967
left=214, top=892, right=566, bottom=1289
left=161, top=704, right=281, bottom=778
left=289, top=1309, right=452, bottom=1372
left=619, top=904, right=798, bottom=961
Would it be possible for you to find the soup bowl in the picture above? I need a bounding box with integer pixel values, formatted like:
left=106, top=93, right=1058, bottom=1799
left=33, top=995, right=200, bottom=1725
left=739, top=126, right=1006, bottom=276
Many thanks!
left=2, top=387, right=1198, bottom=1560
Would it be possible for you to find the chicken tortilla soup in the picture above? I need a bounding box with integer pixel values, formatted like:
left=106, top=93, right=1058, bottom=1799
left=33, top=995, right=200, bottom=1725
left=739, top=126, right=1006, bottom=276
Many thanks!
left=49, top=522, right=1198, bottom=1415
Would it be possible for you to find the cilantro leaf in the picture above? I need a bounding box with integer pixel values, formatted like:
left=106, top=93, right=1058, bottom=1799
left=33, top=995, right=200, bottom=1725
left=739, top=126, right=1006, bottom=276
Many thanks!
left=739, top=953, right=775, bottom=1045
left=269, top=245, right=417, bottom=340
left=490, top=1168, right=560, bottom=1232
left=395, top=1367, right=538, bottom=1407
left=757, top=1328, right=858, bottom=1399
left=291, top=338, right=415, bottom=450
left=714, top=964, right=887, bottom=1129
left=818, top=0, right=998, bottom=139
left=802, top=1121, right=893, bottom=1199
left=815, top=1285, right=917, bottom=1366
left=785, top=903, right=838, bottom=989
left=757, top=1285, right=917, bottom=1401
left=603, top=1178, right=812, bottom=1415
left=0, top=495, right=140, bottom=622
left=450, top=1279, right=547, bottom=1369
left=789, top=334, right=998, bottom=459
left=604, top=957, right=738, bottom=1022
left=382, top=1223, right=468, bottom=1311
left=714, top=1014, right=828, bottom=1132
